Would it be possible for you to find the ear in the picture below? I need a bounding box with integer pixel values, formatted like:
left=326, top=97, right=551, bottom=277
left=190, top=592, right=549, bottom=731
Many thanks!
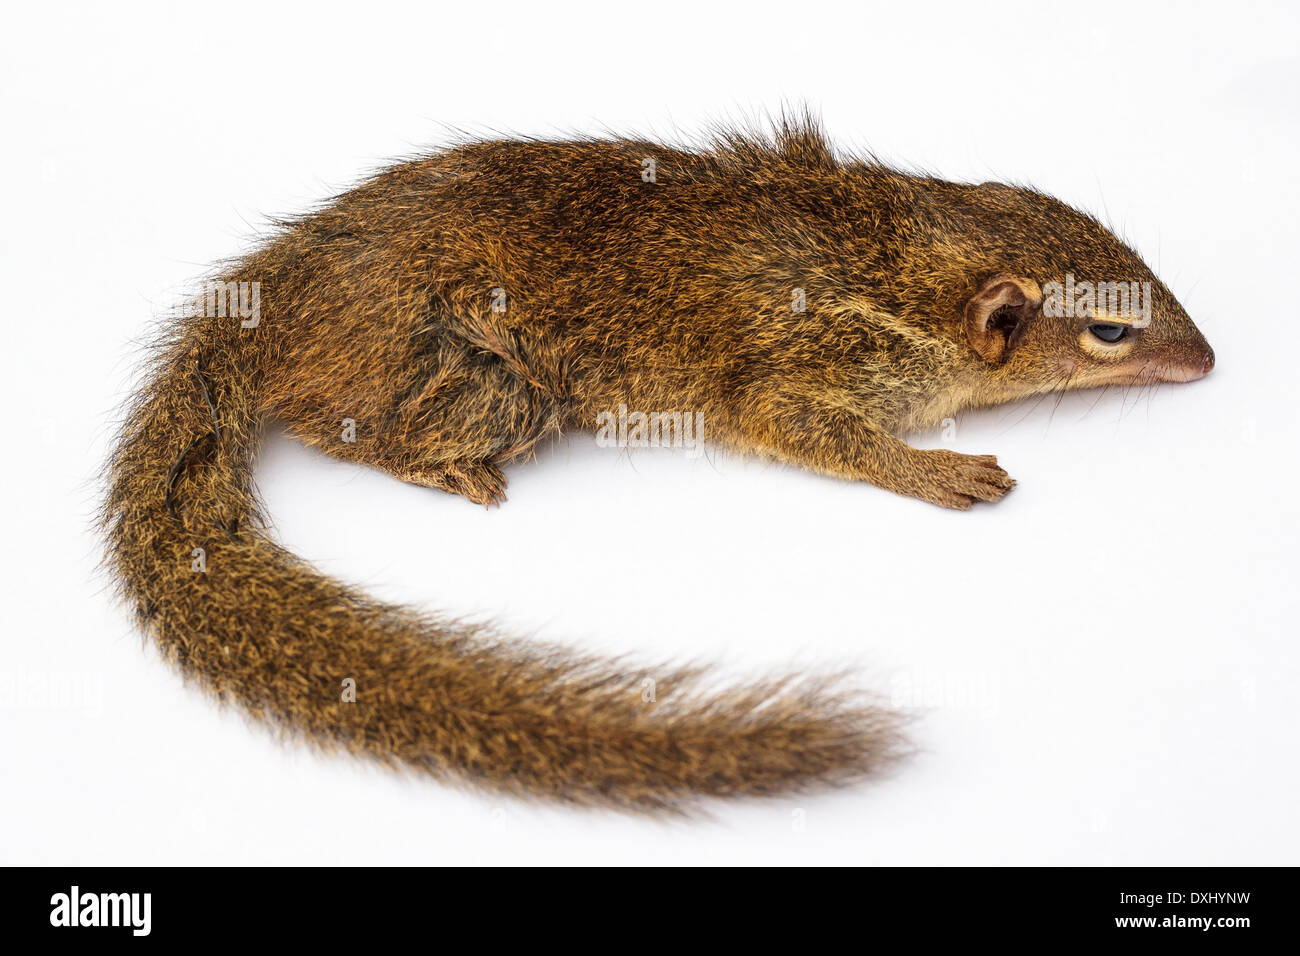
left=964, top=275, right=1043, bottom=363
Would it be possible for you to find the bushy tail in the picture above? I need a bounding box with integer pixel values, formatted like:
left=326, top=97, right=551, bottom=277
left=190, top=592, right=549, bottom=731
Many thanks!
left=102, top=320, right=903, bottom=811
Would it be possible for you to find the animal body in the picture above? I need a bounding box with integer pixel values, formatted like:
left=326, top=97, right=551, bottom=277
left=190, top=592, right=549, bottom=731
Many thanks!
left=103, top=117, right=1213, bottom=809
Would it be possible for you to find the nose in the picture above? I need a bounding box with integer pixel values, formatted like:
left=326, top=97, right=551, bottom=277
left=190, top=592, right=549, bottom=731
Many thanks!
left=1156, top=345, right=1215, bottom=383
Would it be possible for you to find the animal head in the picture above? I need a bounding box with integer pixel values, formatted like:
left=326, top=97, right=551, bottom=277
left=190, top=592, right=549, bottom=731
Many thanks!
left=942, top=182, right=1214, bottom=399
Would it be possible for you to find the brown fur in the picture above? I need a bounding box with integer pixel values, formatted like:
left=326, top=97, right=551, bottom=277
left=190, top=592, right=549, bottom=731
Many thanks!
left=101, top=115, right=1213, bottom=810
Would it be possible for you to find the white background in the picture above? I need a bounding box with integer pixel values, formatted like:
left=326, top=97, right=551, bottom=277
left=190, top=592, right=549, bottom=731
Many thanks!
left=3, top=0, right=1297, bottom=865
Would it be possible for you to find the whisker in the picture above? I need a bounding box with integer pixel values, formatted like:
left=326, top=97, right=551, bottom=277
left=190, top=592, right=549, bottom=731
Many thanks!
left=1045, top=368, right=1076, bottom=436
left=1118, top=368, right=1148, bottom=422
left=1119, top=366, right=1164, bottom=423
left=996, top=368, right=1072, bottom=437
left=1142, top=367, right=1165, bottom=423
left=1079, top=384, right=1113, bottom=422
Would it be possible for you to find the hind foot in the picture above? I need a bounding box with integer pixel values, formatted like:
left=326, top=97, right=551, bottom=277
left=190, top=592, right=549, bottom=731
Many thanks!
left=395, top=459, right=508, bottom=507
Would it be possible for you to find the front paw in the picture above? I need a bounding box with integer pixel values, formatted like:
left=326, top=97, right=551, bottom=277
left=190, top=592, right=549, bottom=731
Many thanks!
left=913, top=450, right=1016, bottom=510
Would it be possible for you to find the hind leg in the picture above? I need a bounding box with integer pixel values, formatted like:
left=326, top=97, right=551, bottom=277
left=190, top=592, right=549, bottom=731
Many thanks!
left=368, top=387, right=557, bottom=507
left=364, top=340, right=562, bottom=506
left=271, top=300, right=563, bottom=506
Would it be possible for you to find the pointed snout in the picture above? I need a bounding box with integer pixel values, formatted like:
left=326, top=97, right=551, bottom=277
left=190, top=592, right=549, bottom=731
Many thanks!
left=1157, top=344, right=1215, bottom=383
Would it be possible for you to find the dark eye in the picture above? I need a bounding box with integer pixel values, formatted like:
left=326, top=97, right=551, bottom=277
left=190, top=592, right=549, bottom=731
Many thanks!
left=1089, top=323, right=1129, bottom=343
